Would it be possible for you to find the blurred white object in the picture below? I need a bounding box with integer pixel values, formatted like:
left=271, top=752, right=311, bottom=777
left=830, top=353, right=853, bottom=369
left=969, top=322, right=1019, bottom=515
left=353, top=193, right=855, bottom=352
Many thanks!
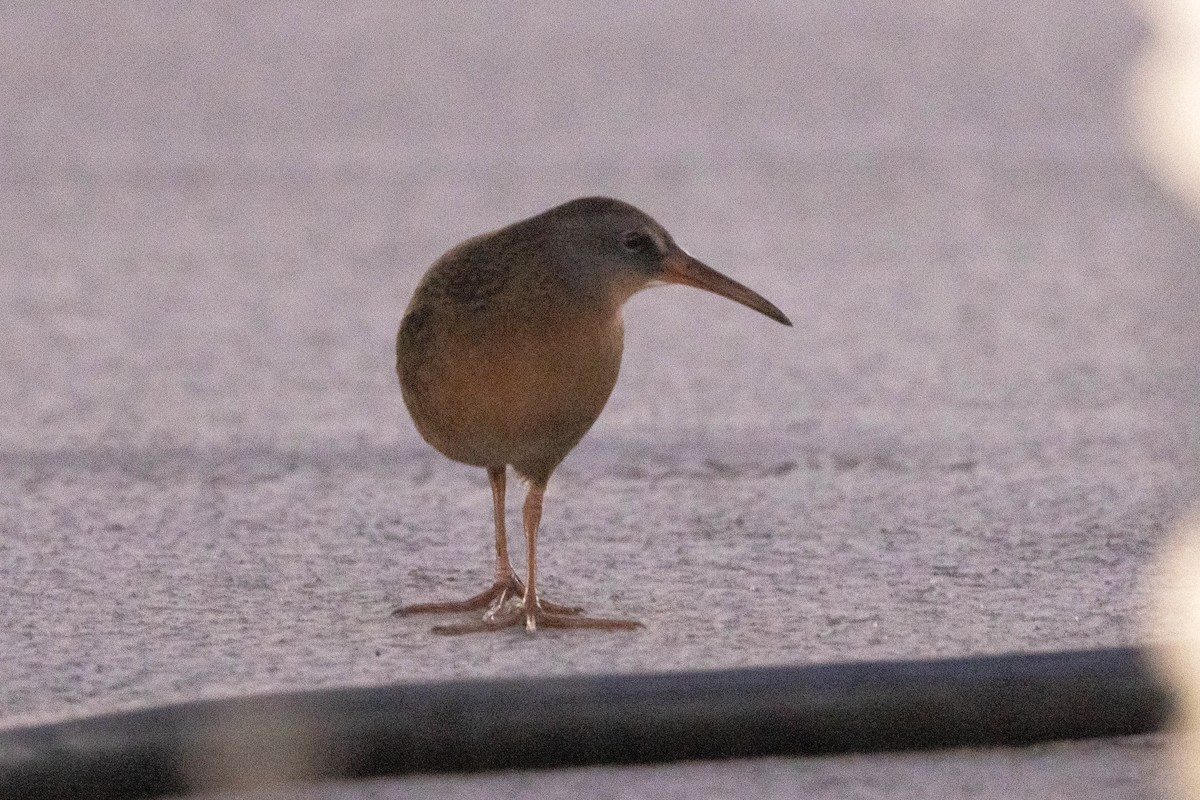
left=1136, top=2, right=1200, bottom=797
left=1153, top=512, right=1200, bottom=799
left=1133, top=0, right=1200, bottom=215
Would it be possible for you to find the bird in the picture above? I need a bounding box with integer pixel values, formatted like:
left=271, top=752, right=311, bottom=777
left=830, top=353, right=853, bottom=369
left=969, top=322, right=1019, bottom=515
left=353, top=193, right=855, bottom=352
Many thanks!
left=393, top=197, right=791, bottom=634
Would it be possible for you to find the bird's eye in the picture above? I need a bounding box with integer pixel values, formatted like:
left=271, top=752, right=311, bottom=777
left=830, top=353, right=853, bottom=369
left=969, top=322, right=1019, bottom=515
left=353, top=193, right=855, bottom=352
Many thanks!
left=621, top=230, right=656, bottom=254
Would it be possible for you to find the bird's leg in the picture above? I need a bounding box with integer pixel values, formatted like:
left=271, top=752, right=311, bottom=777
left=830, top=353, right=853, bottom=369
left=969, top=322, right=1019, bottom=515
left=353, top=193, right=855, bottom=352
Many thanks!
left=393, top=466, right=525, bottom=618
left=521, top=482, right=543, bottom=630
left=415, top=480, right=642, bottom=635
left=481, top=467, right=580, bottom=616
left=516, top=481, right=642, bottom=633
left=394, top=466, right=580, bottom=629
left=482, top=464, right=523, bottom=617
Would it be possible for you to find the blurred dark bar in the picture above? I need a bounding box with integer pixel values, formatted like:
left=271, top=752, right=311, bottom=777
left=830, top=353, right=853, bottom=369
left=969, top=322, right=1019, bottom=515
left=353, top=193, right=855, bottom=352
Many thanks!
left=0, top=646, right=1172, bottom=799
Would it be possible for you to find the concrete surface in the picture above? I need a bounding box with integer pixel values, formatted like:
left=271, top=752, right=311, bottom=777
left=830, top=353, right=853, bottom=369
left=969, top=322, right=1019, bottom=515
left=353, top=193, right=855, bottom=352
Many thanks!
left=1, top=1, right=1197, bottom=797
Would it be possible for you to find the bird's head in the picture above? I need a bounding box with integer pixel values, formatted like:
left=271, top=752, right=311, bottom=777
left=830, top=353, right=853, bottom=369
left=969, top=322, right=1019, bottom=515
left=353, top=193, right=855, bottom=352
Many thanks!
left=528, top=197, right=792, bottom=326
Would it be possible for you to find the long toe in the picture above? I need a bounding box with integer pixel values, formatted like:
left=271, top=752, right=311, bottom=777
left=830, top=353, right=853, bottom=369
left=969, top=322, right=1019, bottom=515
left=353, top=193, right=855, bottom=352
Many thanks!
left=433, top=607, right=640, bottom=635
left=393, top=574, right=524, bottom=616
left=424, top=605, right=640, bottom=635
left=398, top=580, right=637, bottom=634
left=430, top=606, right=524, bottom=635
left=535, top=598, right=584, bottom=615
left=534, top=612, right=643, bottom=631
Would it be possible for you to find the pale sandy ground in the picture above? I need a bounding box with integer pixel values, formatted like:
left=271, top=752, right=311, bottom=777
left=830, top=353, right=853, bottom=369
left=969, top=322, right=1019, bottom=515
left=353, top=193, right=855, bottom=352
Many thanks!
left=1, top=2, right=1197, bottom=797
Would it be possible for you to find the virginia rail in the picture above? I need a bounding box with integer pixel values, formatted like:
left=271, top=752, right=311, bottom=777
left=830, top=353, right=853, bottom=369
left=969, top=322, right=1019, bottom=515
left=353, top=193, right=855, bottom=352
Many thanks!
left=394, top=197, right=790, bottom=634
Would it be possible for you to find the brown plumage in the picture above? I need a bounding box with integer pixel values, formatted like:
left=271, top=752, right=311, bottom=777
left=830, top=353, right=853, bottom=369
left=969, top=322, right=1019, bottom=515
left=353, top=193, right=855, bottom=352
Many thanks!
left=394, top=197, right=791, bottom=634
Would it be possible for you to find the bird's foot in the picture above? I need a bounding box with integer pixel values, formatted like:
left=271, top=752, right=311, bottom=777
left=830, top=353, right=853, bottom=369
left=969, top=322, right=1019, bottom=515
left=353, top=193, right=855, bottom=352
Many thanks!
left=428, top=598, right=643, bottom=636
left=392, top=573, right=583, bottom=618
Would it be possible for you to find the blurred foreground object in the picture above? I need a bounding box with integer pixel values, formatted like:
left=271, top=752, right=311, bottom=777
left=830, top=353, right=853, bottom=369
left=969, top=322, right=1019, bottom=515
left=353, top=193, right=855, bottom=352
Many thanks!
left=1134, top=1, right=1200, bottom=796
left=1132, top=0, right=1200, bottom=215
left=0, top=648, right=1168, bottom=799
left=1153, top=512, right=1200, bottom=799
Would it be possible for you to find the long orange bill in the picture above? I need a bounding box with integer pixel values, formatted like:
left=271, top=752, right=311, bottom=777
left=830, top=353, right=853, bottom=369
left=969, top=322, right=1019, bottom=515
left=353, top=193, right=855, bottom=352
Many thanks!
left=661, top=250, right=793, bottom=326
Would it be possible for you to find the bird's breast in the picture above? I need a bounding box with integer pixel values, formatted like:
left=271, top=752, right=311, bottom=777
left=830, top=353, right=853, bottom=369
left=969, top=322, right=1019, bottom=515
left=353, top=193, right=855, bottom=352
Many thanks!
left=398, top=302, right=625, bottom=477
